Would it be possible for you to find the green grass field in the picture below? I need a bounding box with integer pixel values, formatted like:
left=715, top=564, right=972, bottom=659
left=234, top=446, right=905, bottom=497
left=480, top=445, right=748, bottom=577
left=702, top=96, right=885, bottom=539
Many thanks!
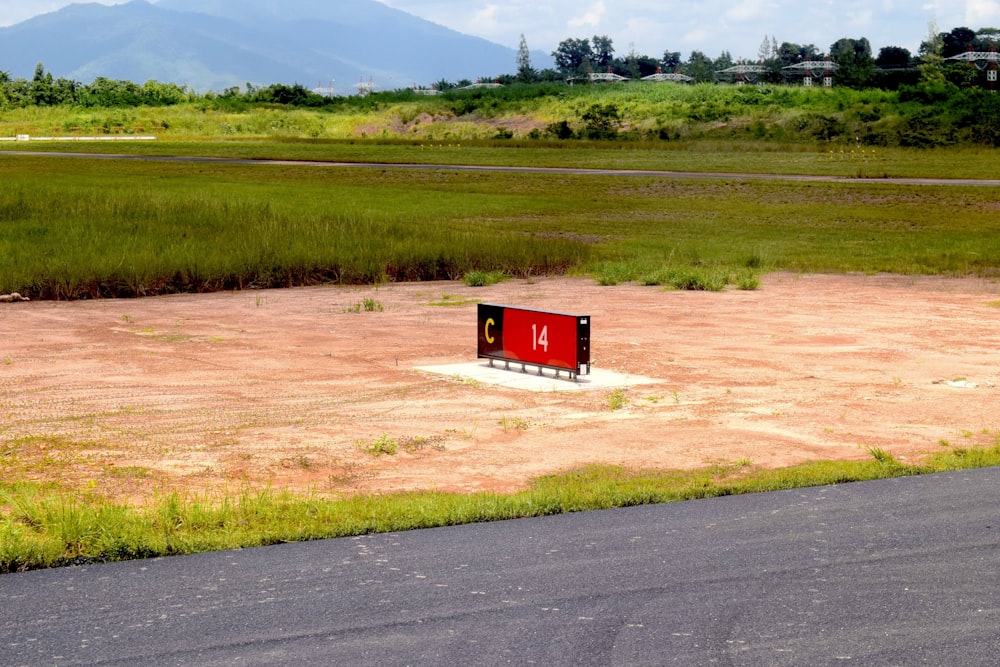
left=3, top=146, right=1000, bottom=299
left=3, top=92, right=1000, bottom=570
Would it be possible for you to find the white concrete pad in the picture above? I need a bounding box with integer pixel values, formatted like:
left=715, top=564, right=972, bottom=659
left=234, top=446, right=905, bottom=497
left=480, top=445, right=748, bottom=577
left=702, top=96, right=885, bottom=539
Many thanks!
left=415, top=361, right=663, bottom=392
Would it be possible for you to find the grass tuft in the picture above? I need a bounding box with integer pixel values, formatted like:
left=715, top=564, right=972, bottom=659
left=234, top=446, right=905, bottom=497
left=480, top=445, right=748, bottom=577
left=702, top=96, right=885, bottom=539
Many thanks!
left=462, top=270, right=506, bottom=287
left=734, top=269, right=761, bottom=290
left=360, top=434, right=398, bottom=457
left=344, top=297, right=384, bottom=313
left=640, top=267, right=730, bottom=291
left=865, top=446, right=898, bottom=465
left=606, top=388, right=628, bottom=411
left=594, top=261, right=643, bottom=286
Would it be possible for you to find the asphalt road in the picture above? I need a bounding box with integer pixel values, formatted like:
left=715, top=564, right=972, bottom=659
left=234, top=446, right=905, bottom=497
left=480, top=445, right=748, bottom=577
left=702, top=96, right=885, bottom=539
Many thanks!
left=2, top=467, right=998, bottom=666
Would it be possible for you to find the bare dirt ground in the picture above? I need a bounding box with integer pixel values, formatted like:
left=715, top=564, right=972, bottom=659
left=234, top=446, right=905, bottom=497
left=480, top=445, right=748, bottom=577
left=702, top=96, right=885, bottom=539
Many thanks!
left=3, top=274, right=999, bottom=504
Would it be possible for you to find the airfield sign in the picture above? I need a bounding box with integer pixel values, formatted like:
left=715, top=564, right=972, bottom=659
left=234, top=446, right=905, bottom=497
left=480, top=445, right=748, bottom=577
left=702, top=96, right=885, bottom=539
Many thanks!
left=477, top=303, right=590, bottom=380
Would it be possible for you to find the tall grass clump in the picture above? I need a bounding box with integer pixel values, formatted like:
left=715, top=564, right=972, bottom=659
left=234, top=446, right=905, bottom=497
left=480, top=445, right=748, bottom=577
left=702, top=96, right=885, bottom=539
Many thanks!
left=593, top=259, right=649, bottom=286
left=462, top=270, right=507, bottom=287
left=639, top=266, right=730, bottom=291
left=734, top=269, right=761, bottom=290
left=0, top=185, right=588, bottom=299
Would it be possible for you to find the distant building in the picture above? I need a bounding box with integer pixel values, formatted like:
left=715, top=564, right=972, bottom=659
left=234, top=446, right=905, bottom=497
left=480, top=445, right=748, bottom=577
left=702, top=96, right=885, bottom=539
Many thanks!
left=312, top=82, right=336, bottom=97
left=354, top=77, right=376, bottom=97
left=715, top=63, right=767, bottom=85
left=947, top=49, right=1000, bottom=89
left=568, top=68, right=628, bottom=84
left=642, top=68, right=693, bottom=83
left=782, top=58, right=838, bottom=87
left=459, top=79, right=503, bottom=90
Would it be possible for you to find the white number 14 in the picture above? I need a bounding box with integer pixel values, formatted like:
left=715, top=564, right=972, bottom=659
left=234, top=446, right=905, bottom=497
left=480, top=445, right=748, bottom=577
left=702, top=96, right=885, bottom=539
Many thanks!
left=532, top=324, right=549, bottom=352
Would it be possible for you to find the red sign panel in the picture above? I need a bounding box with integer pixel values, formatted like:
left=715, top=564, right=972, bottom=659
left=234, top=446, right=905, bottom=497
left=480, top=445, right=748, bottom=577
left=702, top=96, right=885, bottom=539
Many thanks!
left=478, top=304, right=590, bottom=375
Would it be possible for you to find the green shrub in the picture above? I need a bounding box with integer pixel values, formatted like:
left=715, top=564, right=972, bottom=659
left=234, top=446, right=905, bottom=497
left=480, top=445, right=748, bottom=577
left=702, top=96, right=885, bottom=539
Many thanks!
left=735, top=269, right=760, bottom=290
left=462, top=270, right=506, bottom=287
left=670, top=269, right=724, bottom=291
left=607, top=388, right=627, bottom=411
left=362, top=434, right=398, bottom=457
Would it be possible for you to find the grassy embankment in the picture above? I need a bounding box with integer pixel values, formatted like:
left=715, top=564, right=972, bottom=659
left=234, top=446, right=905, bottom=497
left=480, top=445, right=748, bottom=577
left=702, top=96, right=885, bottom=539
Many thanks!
left=1, top=79, right=994, bottom=146
left=3, top=84, right=1000, bottom=570
left=4, top=79, right=1000, bottom=174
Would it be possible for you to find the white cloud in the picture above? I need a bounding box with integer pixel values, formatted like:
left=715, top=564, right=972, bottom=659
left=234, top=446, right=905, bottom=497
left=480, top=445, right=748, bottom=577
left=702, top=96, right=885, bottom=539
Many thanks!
left=725, top=0, right=777, bottom=22
left=468, top=3, right=500, bottom=31
left=682, top=27, right=711, bottom=50
left=965, top=0, right=1000, bottom=25
left=847, top=8, right=876, bottom=30
left=373, top=2, right=990, bottom=58
left=622, top=17, right=673, bottom=54
left=567, top=0, right=606, bottom=30
left=0, top=1, right=62, bottom=26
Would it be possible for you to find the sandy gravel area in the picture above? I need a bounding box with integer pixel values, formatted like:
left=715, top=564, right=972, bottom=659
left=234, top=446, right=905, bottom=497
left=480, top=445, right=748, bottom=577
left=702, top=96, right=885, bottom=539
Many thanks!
left=2, top=274, right=999, bottom=504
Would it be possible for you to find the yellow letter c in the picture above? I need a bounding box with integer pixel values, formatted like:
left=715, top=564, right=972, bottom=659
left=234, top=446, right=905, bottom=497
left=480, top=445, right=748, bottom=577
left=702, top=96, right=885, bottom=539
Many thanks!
left=485, top=318, right=495, bottom=344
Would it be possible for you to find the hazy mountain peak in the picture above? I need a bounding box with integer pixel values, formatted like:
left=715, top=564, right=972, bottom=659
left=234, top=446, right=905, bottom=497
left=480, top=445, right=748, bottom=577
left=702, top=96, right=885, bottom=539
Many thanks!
left=0, top=0, right=535, bottom=91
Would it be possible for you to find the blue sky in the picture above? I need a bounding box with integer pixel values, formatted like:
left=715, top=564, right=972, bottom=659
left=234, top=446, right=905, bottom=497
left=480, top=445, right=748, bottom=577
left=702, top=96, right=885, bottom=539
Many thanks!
left=3, top=1, right=999, bottom=61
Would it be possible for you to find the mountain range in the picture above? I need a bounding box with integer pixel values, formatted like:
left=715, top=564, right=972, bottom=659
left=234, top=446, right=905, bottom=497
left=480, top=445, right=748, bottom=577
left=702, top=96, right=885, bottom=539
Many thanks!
left=0, top=0, right=551, bottom=92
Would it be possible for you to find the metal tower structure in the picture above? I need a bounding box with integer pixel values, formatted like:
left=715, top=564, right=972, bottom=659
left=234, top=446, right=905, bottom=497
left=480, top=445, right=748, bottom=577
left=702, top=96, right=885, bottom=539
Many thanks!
left=715, top=62, right=767, bottom=85
left=642, top=67, right=693, bottom=83
left=947, top=47, right=1000, bottom=91
left=312, top=80, right=336, bottom=97
left=782, top=57, right=838, bottom=87
left=460, top=79, right=503, bottom=90
left=568, top=67, right=629, bottom=84
left=353, top=77, right=376, bottom=97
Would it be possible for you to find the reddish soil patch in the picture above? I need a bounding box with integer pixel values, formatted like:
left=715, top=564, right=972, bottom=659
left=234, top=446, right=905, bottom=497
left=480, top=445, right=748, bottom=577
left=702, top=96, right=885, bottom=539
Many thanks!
left=2, top=274, right=999, bottom=504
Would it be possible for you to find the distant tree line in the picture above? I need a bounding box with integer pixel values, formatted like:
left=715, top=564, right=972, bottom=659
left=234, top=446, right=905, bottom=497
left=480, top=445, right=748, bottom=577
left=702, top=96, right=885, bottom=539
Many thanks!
left=0, top=64, right=352, bottom=110
left=2, top=25, right=1000, bottom=111
left=0, top=63, right=192, bottom=108
left=536, top=25, right=1000, bottom=89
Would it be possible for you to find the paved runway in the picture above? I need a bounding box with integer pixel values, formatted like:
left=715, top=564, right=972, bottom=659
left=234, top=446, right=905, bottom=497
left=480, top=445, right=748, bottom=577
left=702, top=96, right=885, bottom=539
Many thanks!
left=3, top=467, right=998, bottom=665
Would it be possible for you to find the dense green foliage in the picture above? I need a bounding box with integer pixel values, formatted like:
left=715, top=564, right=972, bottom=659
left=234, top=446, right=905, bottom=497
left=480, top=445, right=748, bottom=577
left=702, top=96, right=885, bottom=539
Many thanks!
left=5, top=76, right=1000, bottom=149
left=4, top=22, right=1000, bottom=149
